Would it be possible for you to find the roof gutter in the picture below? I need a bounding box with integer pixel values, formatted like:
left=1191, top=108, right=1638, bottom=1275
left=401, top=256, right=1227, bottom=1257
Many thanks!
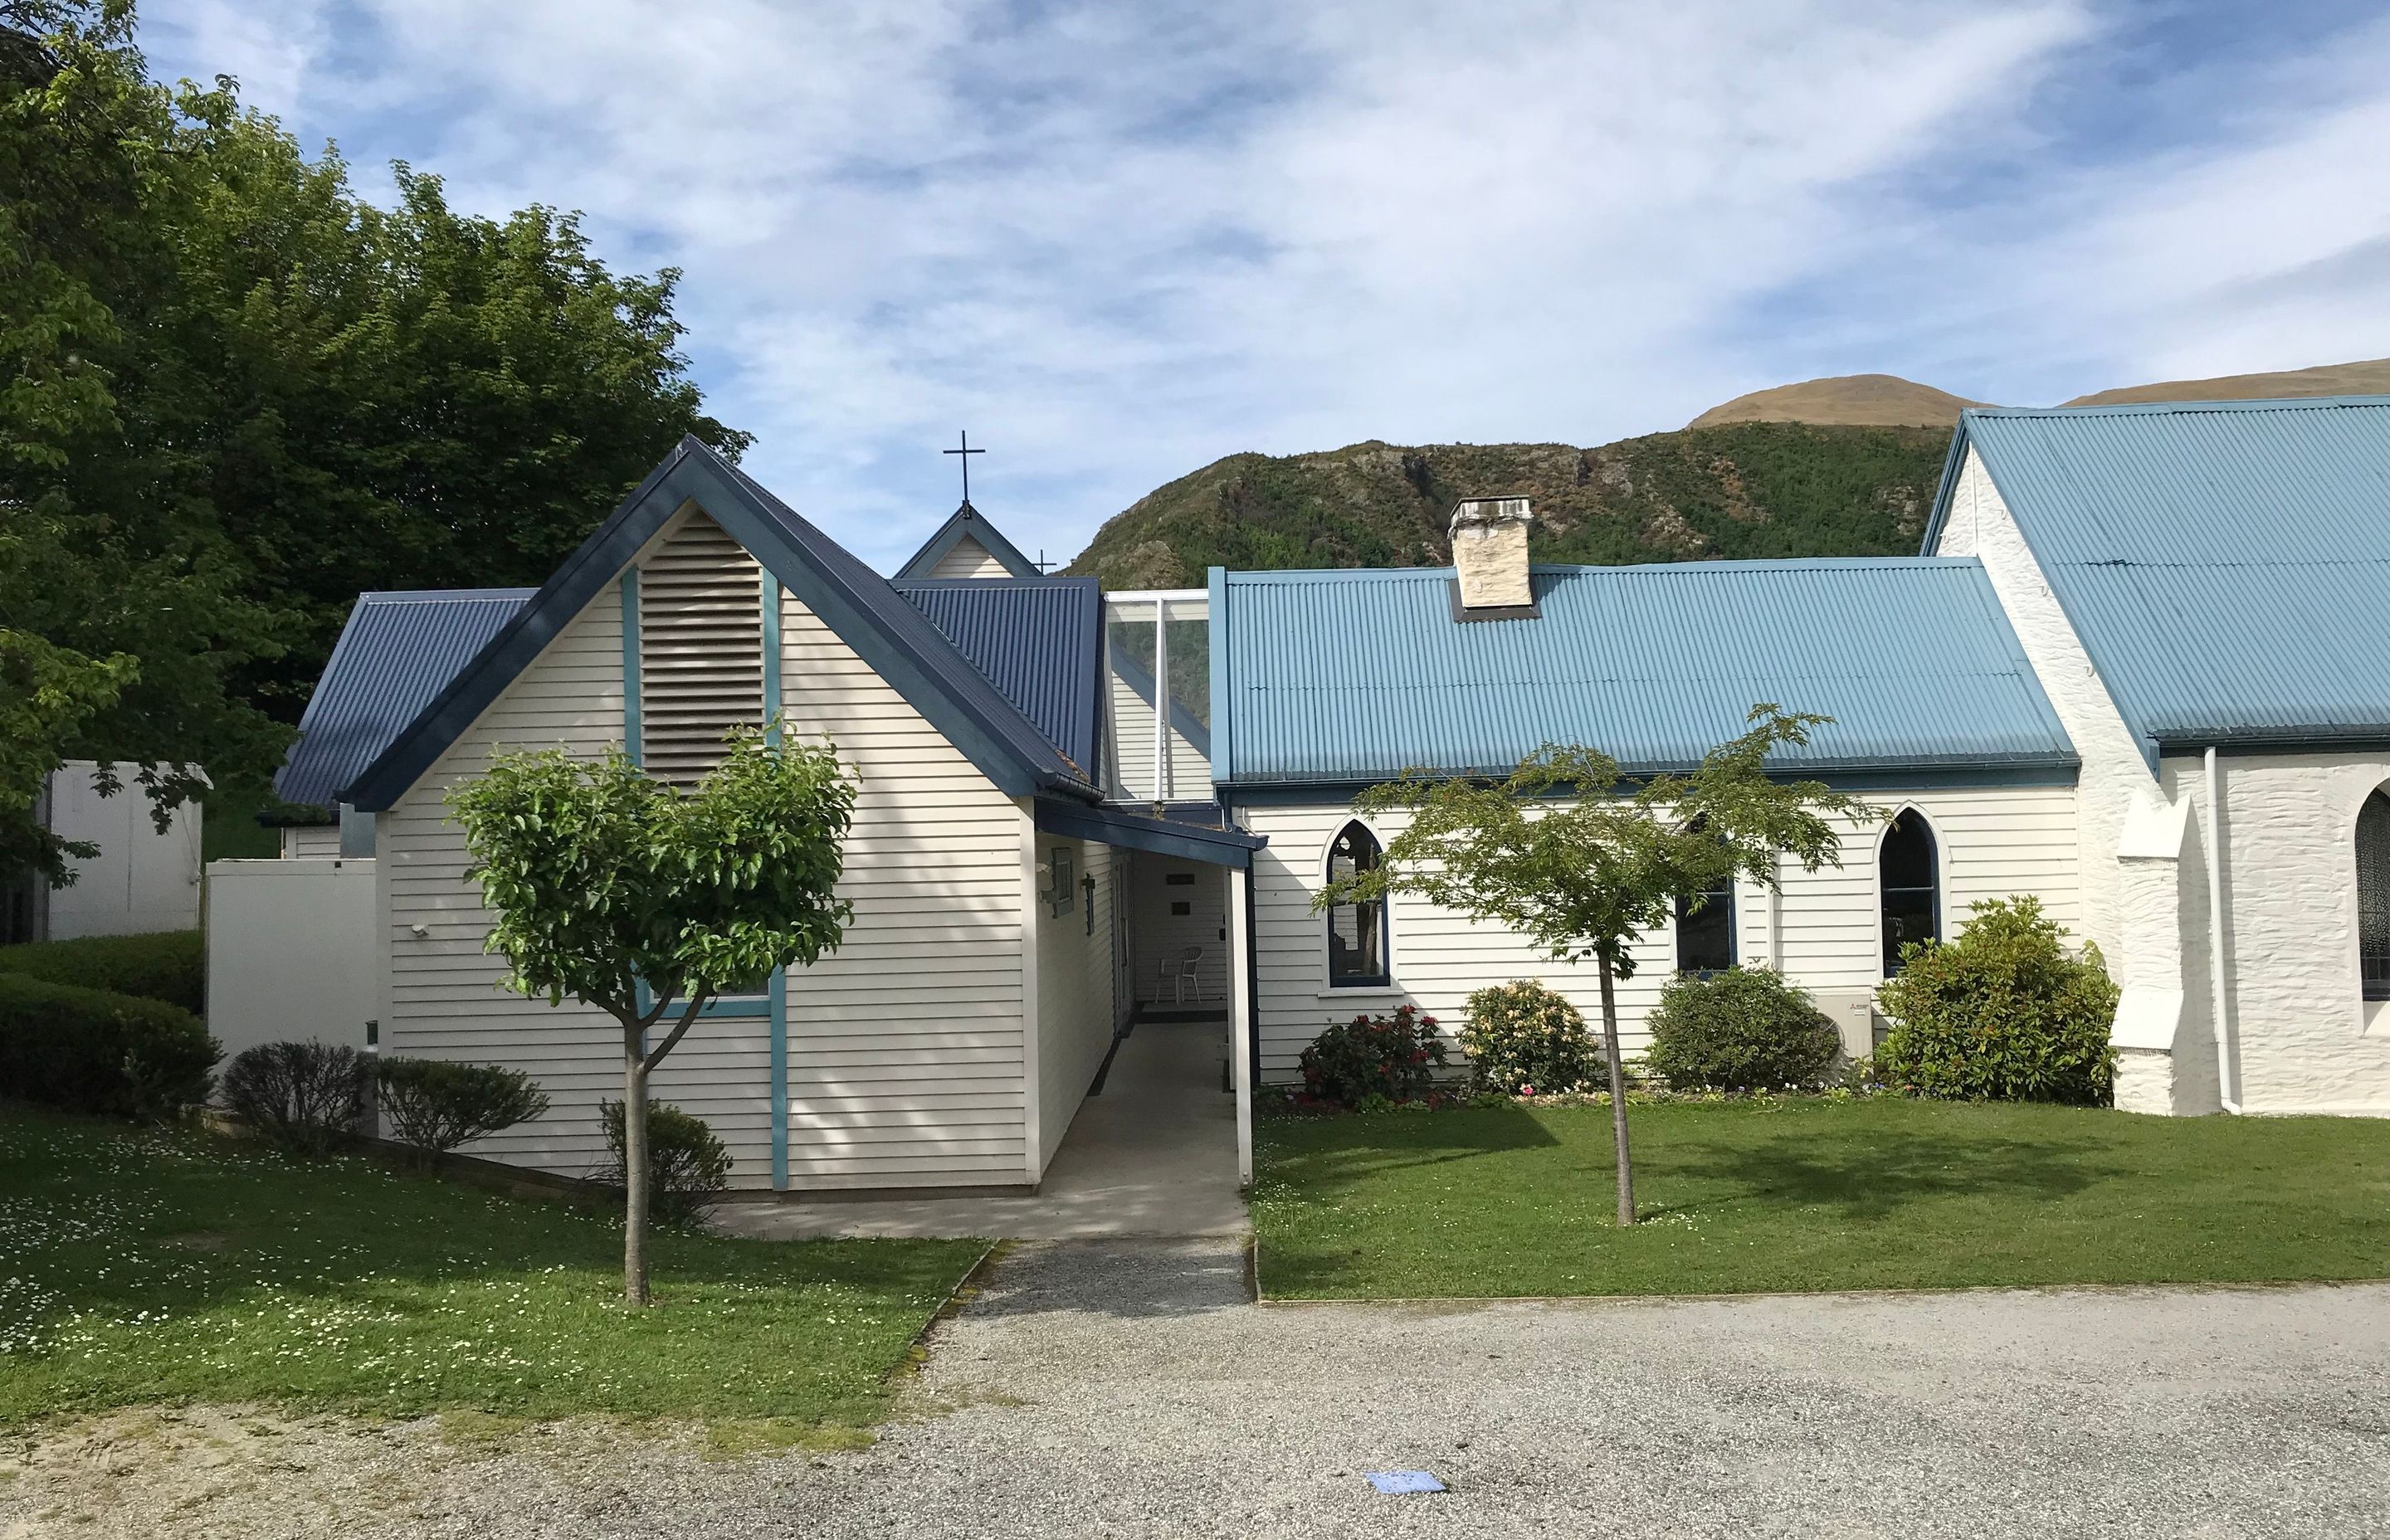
left=2204, top=745, right=2241, bottom=1114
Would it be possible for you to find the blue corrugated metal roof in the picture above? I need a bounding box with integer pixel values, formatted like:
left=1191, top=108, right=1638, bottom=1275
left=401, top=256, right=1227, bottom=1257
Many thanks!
left=349, top=439, right=1100, bottom=810
left=1933, top=396, right=2390, bottom=755
left=276, top=588, right=533, bottom=811
left=894, top=578, right=1100, bottom=774
left=1214, top=558, right=2074, bottom=786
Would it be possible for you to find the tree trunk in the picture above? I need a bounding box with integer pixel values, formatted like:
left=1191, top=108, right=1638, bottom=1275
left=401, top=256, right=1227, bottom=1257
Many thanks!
left=622, top=1038, right=651, bottom=1306
left=1597, top=946, right=1636, bottom=1226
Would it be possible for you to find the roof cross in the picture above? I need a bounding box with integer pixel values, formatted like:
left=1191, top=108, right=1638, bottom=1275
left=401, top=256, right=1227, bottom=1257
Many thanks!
left=944, top=429, right=984, bottom=504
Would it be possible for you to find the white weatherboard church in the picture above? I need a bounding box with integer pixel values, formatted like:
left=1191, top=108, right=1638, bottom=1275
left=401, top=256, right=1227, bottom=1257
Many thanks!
left=233, top=395, right=2390, bottom=1196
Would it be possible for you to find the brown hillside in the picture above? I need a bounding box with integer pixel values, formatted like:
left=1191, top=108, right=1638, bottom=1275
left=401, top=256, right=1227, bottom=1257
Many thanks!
left=2064, top=358, right=2390, bottom=407
left=1687, top=373, right=1989, bottom=430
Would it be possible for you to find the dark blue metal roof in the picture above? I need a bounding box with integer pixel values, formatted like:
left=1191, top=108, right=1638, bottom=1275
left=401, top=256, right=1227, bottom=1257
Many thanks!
left=895, top=501, right=1042, bottom=579
left=894, top=578, right=1101, bottom=776
left=1212, top=558, right=2075, bottom=787
left=1927, top=396, right=2390, bottom=758
left=347, top=439, right=1100, bottom=810
left=276, top=588, right=533, bottom=811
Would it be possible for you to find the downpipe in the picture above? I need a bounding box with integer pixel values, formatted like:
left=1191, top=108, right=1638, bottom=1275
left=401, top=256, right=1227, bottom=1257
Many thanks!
left=2204, top=746, right=2241, bottom=1114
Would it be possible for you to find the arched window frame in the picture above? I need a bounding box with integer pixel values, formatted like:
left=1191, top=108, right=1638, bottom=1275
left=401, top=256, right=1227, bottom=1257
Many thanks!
left=1876, top=805, right=1944, bottom=978
left=1322, top=819, right=1393, bottom=990
left=2354, top=786, right=2390, bottom=1003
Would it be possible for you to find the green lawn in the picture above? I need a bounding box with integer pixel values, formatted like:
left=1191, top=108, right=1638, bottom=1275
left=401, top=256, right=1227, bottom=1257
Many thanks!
left=1251, top=1098, right=2390, bottom=1299
left=0, top=1107, right=983, bottom=1430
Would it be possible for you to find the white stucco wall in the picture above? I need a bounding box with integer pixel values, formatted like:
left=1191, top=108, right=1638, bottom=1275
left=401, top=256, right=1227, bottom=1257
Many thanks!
left=1934, top=449, right=2151, bottom=964
left=2158, top=751, right=2390, bottom=1116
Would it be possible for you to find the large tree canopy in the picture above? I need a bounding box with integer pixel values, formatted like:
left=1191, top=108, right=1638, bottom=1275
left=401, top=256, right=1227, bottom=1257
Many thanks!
left=0, top=0, right=744, bottom=877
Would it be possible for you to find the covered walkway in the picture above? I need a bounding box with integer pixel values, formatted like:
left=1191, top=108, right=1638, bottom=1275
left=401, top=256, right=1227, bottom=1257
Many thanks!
left=712, top=1017, right=1246, bottom=1240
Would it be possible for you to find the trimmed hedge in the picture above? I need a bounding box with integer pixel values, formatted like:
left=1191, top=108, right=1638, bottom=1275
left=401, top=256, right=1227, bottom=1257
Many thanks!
left=0, top=929, right=206, bottom=1016
left=1644, top=967, right=1842, bottom=1092
left=0, top=972, right=220, bottom=1118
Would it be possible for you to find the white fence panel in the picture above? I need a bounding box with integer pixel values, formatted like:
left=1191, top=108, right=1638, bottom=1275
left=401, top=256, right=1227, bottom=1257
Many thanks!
left=204, top=857, right=378, bottom=1064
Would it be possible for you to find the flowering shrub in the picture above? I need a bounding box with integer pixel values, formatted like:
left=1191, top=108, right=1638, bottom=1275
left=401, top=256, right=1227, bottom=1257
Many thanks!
left=1300, top=1004, right=1447, bottom=1104
left=1875, top=896, right=2117, bottom=1104
left=1643, top=967, right=1841, bottom=1091
left=1459, top=980, right=1602, bottom=1094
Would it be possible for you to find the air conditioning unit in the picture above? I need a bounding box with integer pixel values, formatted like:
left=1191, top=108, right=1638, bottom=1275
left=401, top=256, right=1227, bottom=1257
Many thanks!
left=1810, top=989, right=1884, bottom=1060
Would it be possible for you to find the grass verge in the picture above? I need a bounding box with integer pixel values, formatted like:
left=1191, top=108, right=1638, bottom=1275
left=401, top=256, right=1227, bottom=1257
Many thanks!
left=0, top=1105, right=983, bottom=1429
left=1251, top=1097, right=2390, bottom=1299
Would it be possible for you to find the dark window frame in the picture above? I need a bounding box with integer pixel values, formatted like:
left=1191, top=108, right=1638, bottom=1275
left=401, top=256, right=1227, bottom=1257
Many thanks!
left=1324, top=821, right=1392, bottom=990
left=2359, top=789, right=2390, bottom=1001
left=1879, top=808, right=1941, bottom=977
left=1675, top=880, right=1737, bottom=975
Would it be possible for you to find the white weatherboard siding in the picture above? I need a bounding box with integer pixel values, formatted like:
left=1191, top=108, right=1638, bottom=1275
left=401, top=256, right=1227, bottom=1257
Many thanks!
left=1241, top=788, right=2077, bottom=1082
left=379, top=582, right=631, bottom=1182
left=1034, top=834, right=1116, bottom=1168
left=929, top=535, right=1010, bottom=580
left=774, top=582, right=1030, bottom=1190
left=379, top=504, right=1041, bottom=1191
left=2158, top=751, right=2390, bottom=1116
left=1130, top=856, right=1229, bottom=1003
left=280, top=825, right=341, bottom=859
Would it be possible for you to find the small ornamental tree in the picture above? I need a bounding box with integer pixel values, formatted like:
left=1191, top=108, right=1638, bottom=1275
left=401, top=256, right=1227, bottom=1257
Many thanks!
left=448, top=729, right=855, bottom=1304
left=1317, top=706, right=1871, bottom=1225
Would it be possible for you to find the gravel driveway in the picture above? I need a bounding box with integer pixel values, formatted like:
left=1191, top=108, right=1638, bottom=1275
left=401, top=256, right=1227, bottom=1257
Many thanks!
left=10, top=1240, right=2389, bottom=1538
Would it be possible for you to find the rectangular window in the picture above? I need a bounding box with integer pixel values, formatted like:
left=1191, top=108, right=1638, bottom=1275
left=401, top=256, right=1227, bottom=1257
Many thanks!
left=1675, top=886, right=1735, bottom=974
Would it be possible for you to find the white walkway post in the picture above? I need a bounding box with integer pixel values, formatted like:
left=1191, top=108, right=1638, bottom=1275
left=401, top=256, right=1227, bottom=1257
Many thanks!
left=1229, top=862, right=1254, bottom=1187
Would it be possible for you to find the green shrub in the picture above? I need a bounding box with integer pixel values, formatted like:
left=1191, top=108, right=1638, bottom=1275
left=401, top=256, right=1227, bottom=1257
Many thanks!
left=1459, top=980, right=1602, bottom=1094
left=374, top=1057, right=550, bottom=1157
left=222, top=1041, right=369, bottom=1153
left=1875, top=896, right=2118, bottom=1104
left=601, top=1099, right=734, bottom=1223
left=0, top=973, right=219, bottom=1118
left=0, top=929, right=205, bottom=1016
left=1643, top=967, right=1841, bottom=1091
left=1299, top=1004, right=1448, bottom=1104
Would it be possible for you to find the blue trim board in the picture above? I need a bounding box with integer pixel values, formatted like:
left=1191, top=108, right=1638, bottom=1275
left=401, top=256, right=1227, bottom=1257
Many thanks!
left=895, top=501, right=1043, bottom=580
left=345, top=439, right=1097, bottom=810
left=1206, top=567, right=1231, bottom=785
left=1033, top=798, right=1265, bottom=868
left=769, top=967, right=788, bottom=1190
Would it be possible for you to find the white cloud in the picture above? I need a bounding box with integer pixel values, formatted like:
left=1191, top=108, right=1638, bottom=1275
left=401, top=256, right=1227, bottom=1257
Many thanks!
left=139, top=0, right=2390, bottom=570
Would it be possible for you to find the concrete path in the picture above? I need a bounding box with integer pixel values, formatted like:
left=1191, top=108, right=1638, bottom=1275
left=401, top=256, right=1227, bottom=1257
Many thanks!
left=712, top=1018, right=1246, bottom=1240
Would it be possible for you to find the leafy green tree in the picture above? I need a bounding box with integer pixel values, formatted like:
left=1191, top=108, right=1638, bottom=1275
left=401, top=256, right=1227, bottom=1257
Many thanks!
left=2, top=0, right=748, bottom=880
left=0, top=0, right=293, bottom=878
left=448, top=732, right=855, bottom=1304
left=1318, top=706, right=1871, bottom=1224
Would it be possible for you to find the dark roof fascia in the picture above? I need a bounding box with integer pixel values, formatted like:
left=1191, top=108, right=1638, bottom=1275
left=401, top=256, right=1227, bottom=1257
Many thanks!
left=2155, top=729, right=2390, bottom=758
left=1917, top=417, right=1977, bottom=554
left=895, top=502, right=1042, bottom=579
left=1217, top=758, right=2080, bottom=803
left=348, top=441, right=1095, bottom=810
left=1033, top=797, right=1266, bottom=868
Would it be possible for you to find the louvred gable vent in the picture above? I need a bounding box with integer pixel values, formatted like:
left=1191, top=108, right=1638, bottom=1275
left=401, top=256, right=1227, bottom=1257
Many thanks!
left=639, top=511, right=765, bottom=783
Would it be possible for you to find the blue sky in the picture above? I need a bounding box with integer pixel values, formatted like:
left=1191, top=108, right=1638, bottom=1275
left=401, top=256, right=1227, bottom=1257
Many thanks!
left=145, top=1, right=2390, bottom=573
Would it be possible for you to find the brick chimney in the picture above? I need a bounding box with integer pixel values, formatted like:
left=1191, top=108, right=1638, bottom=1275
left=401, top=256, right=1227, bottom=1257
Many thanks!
left=1449, top=496, right=1537, bottom=618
